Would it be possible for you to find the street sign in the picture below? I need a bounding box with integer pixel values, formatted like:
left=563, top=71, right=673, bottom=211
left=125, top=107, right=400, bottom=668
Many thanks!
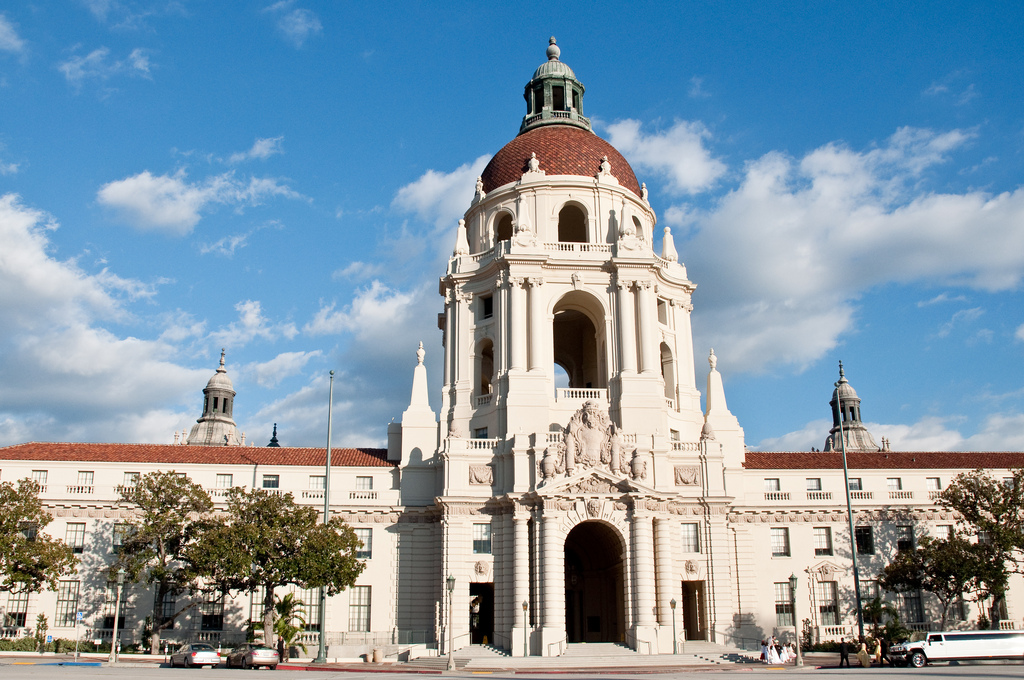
left=46, top=635, right=52, bottom=643
left=76, top=611, right=83, bottom=621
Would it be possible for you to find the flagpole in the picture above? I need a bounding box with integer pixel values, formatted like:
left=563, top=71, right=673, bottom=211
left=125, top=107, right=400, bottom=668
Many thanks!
left=313, top=370, right=334, bottom=664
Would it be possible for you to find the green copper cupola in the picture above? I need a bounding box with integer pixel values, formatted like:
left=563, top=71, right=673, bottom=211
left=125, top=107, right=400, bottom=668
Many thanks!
left=519, top=37, right=591, bottom=135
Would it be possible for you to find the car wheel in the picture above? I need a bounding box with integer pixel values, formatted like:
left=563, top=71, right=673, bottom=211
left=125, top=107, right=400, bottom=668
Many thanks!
left=910, top=652, right=926, bottom=668
left=241, top=657, right=250, bottom=669
left=270, top=664, right=278, bottom=670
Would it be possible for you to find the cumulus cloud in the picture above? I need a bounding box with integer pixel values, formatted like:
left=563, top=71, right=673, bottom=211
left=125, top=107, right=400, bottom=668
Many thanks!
left=0, top=13, right=26, bottom=53
left=97, top=169, right=302, bottom=235
left=605, top=119, right=726, bottom=195
left=685, top=126, right=1024, bottom=374
left=1016, top=325, right=1024, bottom=342
left=263, top=2, right=322, bottom=48
left=208, top=300, right=298, bottom=348
left=305, top=281, right=419, bottom=343
left=243, top=350, right=322, bottom=388
left=57, top=46, right=153, bottom=88
left=332, top=261, right=386, bottom=281
left=392, top=155, right=491, bottom=228
left=228, top=136, right=284, bottom=164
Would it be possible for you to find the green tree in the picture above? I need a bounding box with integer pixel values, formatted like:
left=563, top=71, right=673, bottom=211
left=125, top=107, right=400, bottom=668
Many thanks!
left=116, top=470, right=215, bottom=654
left=861, top=595, right=899, bottom=638
left=34, top=613, right=48, bottom=653
left=186, top=488, right=365, bottom=647
left=878, top=535, right=982, bottom=630
left=0, top=480, right=77, bottom=594
left=253, top=592, right=308, bottom=655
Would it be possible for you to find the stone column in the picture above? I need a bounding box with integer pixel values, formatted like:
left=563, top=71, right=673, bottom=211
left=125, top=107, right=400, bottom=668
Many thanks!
left=455, top=287, right=472, bottom=383
left=636, top=281, right=659, bottom=374
left=509, top=277, right=527, bottom=371
left=655, top=517, right=675, bottom=625
left=513, top=513, right=530, bottom=655
left=443, top=290, right=454, bottom=386
left=632, top=510, right=657, bottom=627
left=617, top=280, right=637, bottom=374
left=527, top=278, right=545, bottom=371
left=541, top=508, right=565, bottom=651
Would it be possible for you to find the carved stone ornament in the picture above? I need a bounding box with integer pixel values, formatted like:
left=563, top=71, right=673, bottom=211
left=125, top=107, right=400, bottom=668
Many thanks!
left=522, top=152, right=545, bottom=179
left=562, top=476, right=622, bottom=495
left=513, top=215, right=537, bottom=247
left=685, top=559, right=699, bottom=575
left=469, top=465, right=493, bottom=485
left=586, top=499, right=603, bottom=518
left=674, top=465, right=701, bottom=486
left=630, top=450, right=648, bottom=481
left=818, top=563, right=838, bottom=577
left=474, top=560, right=489, bottom=576
left=448, top=420, right=464, bottom=439
left=564, top=401, right=629, bottom=476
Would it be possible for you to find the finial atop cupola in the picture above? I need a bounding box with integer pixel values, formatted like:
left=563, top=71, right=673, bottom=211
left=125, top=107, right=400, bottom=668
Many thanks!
left=837, top=360, right=846, bottom=383
left=218, top=348, right=226, bottom=372
left=546, top=36, right=560, bottom=60
left=268, top=423, right=280, bottom=447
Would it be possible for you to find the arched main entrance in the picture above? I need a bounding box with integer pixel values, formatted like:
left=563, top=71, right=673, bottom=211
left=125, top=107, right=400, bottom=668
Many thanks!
left=564, top=521, right=625, bottom=643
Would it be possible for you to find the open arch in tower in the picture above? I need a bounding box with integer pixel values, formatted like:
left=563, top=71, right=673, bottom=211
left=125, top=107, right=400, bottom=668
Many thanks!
left=557, top=204, right=588, bottom=243
left=552, top=291, right=606, bottom=390
left=494, top=212, right=514, bottom=245
left=477, top=339, right=494, bottom=396
left=564, top=520, right=625, bottom=643
left=660, top=342, right=675, bottom=403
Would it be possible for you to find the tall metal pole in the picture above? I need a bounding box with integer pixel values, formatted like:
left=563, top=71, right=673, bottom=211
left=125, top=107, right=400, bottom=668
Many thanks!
left=446, top=575, right=456, bottom=670
left=670, top=598, right=678, bottom=654
left=313, top=370, right=334, bottom=665
left=107, top=568, right=125, bottom=663
left=522, top=601, right=528, bottom=657
left=790, top=574, right=803, bottom=667
left=835, top=363, right=865, bottom=640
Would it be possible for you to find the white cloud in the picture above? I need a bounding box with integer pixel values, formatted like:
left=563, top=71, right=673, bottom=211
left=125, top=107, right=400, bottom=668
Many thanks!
left=263, top=2, right=322, bottom=48
left=935, top=307, right=984, bottom=338
left=57, top=46, right=153, bottom=87
left=305, top=281, right=418, bottom=342
left=332, top=261, right=386, bottom=281
left=685, top=126, right=1024, bottom=374
left=199, top=232, right=249, bottom=257
left=392, top=155, right=491, bottom=228
left=917, top=292, right=967, bottom=307
left=208, top=299, right=298, bottom=348
left=688, top=76, right=710, bottom=99
left=243, top=350, right=322, bottom=388
left=1015, top=324, right=1024, bottom=342
left=605, top=119, right=726, bottom=195
left=228, top=136, right=284, bottom=164
left=0, top=158, right=17, bottom=175
left=753, top=419, right=832, bottom=451
left=0, top=13, right=26, bottom=53
left=97, top=169, right=302, bottom=235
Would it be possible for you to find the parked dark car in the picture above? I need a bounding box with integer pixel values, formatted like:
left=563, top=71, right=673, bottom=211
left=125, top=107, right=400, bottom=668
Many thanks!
left=225, top=643, right=280, bottom=669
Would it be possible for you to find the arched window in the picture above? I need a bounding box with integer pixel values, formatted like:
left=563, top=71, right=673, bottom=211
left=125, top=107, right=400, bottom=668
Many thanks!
left=495, top=214, right=513, bottom=244
left=660, top=342, right=676, bottom=403
left=632, top=216, right=644, bottom=242
left=552, top=291, right=606, bottom=389
left=557, top=205, right=587, bottom=243
left=478, top=340, right=494, bottom=395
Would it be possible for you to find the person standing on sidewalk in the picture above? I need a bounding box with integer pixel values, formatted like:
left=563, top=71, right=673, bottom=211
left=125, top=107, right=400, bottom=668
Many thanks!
left=839, top=637, right=850, bottom=667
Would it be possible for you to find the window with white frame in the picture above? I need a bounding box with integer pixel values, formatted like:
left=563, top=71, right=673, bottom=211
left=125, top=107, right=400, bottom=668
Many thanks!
left=900, top=591, right=924, bottom=623
left=200, top=591, right=225, bottom=630
left=5, top=589, right=29, bottom=627
left=309, top=475, right=326, bottom=490
left=935, top=525, right=953, bottom=540
left=860, top=579, right=879, bottom=605
left=681, top=524, right=701, bottom=553
left=473, top=523, right=492, bottom=554
left=926, top=477, right=941, bottom=491
left=818, top=581, right=839, bottom=626
left=356, top=476, right=373, bottom=491
left=215, top=474, right=233, bottom=488
left=355, top=527, right=372, bottom=559
left=887, top=477, right=902, bottom=491
left=806, top=478, right=822, bottom=491
left=774, top=582, right=794, bottom=626
left=764, top=478, right=781, bottom=492
left=31, top=470, right=47, bottom=488
left=348, top=586, right=371, bottom=631
left=112, top=523, right=131, bottom=552
left=848, top=478, right=862, bottom=491
left=55, top=580, right=80, bottom=627
left=102, top=581, right=128, bottom=630
left=297, top=588, right=320, bottom=631
left=262, top=474, right=279, bottom=489
left=65, top=523, right=85, bottom=554
left=77, top=471, right=94, bottom=487
left=814, top=527, right=833, bottom=556
left=122, top=472, right=140, bottom=487
left=896, top=525, right=914, bottom=551
left=770, top=527, right=790, bottom=557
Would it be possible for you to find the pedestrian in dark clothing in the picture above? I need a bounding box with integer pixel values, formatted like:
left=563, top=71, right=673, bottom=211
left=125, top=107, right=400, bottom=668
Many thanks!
left=879, top=638, right=892, bottom=667
left=839, top=637, right=850, bottom=667
left=277, top=636, right=285, bottom=660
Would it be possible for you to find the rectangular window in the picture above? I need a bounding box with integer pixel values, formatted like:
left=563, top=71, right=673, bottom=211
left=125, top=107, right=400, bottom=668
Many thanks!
left=215, top=474, right=233, bottom=488
left=764, top=478, right=781, bottom=492
left=848, top=478, right=862, bottom=491
left=5, top=590, right=29, bottom=628
left=900, top=591, right=924, bottom=623
left=949, top=596, right=966, bottom=622
left=818, top=581, right=839, bottom=626
left=813, top=527, right=833, bottom=556
left=855, top=526, right=874, bottom=555
left=774, top=582, right=794, bottom=627
left=200, top=592, right=225, bottom=630
left=935, top=525, right=953, bottom=540
left=926, top=477, right=941, bottom=491
left=123, top=472, right=140, bottom=487
left=887, top=477, right=902, bottom=491
left=860, top=580, right=879, bottom=606
left=473, top=427, right=489, bottom=439
left=978, top=530, right=993, bottom=545
left=473, top=523, right=492, bottom=554
left=481, top=295, right=493, bottom=319
left=112, top=523, right=131, bottom=552
left=657, top=299, right=669, bottom=325
left=348, top=586, right=371, bottom=632
left=262, top=474, right=279, bottom=489
left=356, top=476, right=373, bottom=491
left=896, top=525, right=914, bottom=551
left=19, top=521, right=38, bottom=542
left=355, top=527, right=372, bottom=559
left=297, top=588, right=320, bottom=632
left=770, top=527, right=790, bottom=557
left=681, top=524, right=701, bottom=553
left=77, top=471, right=94, bottom=487
left=65, top=522, right=86, bottom=554
left=309, top=475, right=326, bottom=490
left=31, top=470, right=47, bottom=489
left=806, top=478, right=822, bottom=491
left=552, top=85, right=565, bottom=111
left=1004, top=477, right=1015, bottom=488
left=159, top=590, right=176, bottom=619
left=55, top=580, right=80, bottom=627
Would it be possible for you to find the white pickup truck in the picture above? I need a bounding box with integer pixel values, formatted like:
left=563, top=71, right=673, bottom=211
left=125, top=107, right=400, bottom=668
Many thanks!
left=891, top=630, right=1024, bottom=667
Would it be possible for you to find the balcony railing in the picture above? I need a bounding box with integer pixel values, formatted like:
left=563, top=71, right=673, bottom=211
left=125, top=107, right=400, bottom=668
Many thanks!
left=764, top=492, right=791, bottom=501
left=665, top=398, right=676, bottom=410
left=475, top=394, right=493, bottom=407
left=889, top=490, right=914, bottom=500
left=543, top=242, right=611, bottom=254
left=349, top=491, right=378, bottom=500
left=807, top=491, right=833, bottom=501
left=301, top=490, right=325, bottom=500
left=928, top=490, right=941, bottom=500
left=66, top=485, right=94, bottom=494
left=850, top=491, right=873, bottom=500
left=671, top=441, right=700, bottom=452
left=999, top=620, right=1018, bottom=630
left=556, top=387, right=608, bottom=402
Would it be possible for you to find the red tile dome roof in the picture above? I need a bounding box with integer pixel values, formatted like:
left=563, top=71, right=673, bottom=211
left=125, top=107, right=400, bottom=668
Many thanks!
left=480, top=126, right=642, bottom=197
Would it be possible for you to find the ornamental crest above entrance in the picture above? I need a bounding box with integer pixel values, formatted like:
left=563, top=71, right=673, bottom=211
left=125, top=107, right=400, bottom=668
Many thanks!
left=538, top=400, right=648, bottom=487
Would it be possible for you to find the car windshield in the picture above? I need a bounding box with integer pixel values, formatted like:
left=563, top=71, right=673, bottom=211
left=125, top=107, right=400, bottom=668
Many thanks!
left=191, top=643, right=215, bottom=651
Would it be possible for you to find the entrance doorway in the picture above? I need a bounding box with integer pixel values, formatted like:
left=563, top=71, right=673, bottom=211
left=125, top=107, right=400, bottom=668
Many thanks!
left=681, top=581, right=706, bottom=640
left=564, top=521, right=625, bottom=643
left=469, top=583, right=493, bottom=645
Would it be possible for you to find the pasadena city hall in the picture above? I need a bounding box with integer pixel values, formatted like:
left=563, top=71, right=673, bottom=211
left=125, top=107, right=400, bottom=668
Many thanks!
left=3, top=39, right=1024, bottom=661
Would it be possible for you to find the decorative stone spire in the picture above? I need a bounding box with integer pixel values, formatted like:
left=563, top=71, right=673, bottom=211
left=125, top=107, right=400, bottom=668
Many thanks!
left=402, top=342, right=436, bottom=427
left=661, top=226, right=679, bottom=262
left=267, top=423, right=280, bottom=447
left=519, top=37, right=591, bottom=134
left=824, top=361, right=880, bottom=452
left=454, top=219, right=470, bottom=256
left=186, top=349, right=242, bottom=446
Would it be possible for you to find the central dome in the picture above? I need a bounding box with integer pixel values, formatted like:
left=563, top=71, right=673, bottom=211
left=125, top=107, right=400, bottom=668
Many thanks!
left=480, top=125, right=642, bottom=197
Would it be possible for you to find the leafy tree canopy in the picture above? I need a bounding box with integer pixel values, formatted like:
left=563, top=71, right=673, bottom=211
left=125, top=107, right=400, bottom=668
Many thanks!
left=0, top=480, right=77, bottom=594
left=940, top=468, right=1024, bottom=557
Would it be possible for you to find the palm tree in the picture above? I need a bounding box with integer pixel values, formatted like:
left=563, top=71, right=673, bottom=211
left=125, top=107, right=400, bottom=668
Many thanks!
left=862, top=596, right=898, bottom=637
left=253, top=593, right=308, bottom=656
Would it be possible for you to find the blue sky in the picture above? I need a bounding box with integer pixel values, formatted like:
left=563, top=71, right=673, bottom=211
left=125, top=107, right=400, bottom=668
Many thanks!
left=1, top=1, right=1022, bottom=452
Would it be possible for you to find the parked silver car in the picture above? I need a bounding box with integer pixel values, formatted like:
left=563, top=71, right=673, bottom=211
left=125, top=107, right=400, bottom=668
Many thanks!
left=169, top=642, right=221, bottom=668
left=225, top=643, right=280, bottom=669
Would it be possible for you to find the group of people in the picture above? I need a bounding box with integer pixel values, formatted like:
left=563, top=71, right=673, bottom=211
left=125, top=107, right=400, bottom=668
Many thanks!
left=838, top=636, right=892, bottom=667
left=760, top=637, right=798, bottom=664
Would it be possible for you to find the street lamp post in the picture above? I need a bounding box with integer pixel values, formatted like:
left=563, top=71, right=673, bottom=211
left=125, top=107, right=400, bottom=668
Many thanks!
left=446, top=575, right=456, bottom=670
left=670, top=598, right=678, bottom=654
left=522, top=601, right=529, bottom=657
left=108, top=567, right=126, bottom=664
left=789, top=573, right=803, bottom=667
left=313, top=370, right=335, bottom=665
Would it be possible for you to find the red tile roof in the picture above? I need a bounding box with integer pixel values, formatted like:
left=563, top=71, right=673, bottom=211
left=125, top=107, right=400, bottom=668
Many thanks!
left=744, top=450, right=1024, bottom=470
left=0, top=442, right=394, bottom=468
left=480, top=125, right=642, bottom=197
